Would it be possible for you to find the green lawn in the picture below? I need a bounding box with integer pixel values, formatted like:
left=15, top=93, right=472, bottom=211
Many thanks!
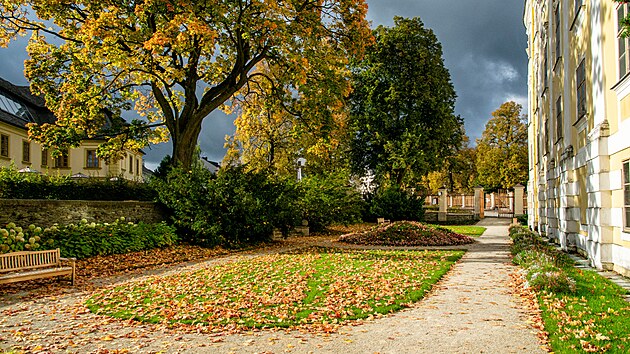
left=538, top=268, right=630, bottom=353
left=433, top=225, right=486, bottom=237
left=87, top=248, right=464, bottom=330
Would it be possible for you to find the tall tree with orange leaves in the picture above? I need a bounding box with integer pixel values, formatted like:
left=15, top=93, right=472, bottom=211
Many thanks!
left=0, top=0, right=371, bottom=168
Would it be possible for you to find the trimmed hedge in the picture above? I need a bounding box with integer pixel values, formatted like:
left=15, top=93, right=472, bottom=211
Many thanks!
left=1, top=219, right=178, bottom=259
left=0, top=166, right=156, bottom=201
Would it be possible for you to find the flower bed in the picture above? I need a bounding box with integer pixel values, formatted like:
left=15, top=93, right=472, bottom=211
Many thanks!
left=338, top=221, right=475, bottom=246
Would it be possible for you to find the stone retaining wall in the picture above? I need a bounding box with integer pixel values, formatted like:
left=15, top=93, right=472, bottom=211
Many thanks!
left=0, top=199, right=167, bottom=227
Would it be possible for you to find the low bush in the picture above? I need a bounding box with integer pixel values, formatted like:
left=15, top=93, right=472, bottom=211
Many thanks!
left=154, top=165, right=300, bottom=248
left=515, top=214, right=528, bottom=225
left=297, top=173, right=365, bottom=232
left=0, top=165, right=155, bottom=201
left=0, top=222, right=48, bottom=253
left=1, top=219, right=178, bottom=259
left=509, top=225, right=575, bottom=293
left=367, top=186, right=424, bottom=222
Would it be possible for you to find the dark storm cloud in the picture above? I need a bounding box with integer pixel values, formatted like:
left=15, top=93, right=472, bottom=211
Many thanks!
left=0, top=1, right=527, bottom=167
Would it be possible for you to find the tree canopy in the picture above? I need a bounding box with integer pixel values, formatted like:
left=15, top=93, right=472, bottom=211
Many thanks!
left=423, top=134, right=478, bottom=194
left=348, top=16, right=462, bottom=189
left=475, top=101, right=528, bottom=190
left=0, top=0, right=371, bottom=168
left=224, top=61, right=352, bottom=177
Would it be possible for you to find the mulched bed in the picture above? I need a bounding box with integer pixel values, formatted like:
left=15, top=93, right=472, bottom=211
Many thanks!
left=338, top=221, right=475, bottom=247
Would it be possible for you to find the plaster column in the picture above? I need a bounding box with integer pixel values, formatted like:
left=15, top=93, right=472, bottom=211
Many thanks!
left=474, top=186, right=484, bottom=219
left=514, top=184, right=525, bottom=216
left=490, top=193, right=496, bottom=209
left=438, top=186, right=448, bottom=222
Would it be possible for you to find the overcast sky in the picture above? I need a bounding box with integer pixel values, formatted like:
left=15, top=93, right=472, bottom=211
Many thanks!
left=0, top=1, right=527, bottom=169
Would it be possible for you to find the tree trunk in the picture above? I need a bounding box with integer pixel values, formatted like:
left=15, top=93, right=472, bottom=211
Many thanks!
left=172, top=120, right=203, bottom=169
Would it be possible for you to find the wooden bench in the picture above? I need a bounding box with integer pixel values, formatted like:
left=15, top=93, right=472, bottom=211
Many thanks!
left=377, top=217, right=391, bottom=224
left=0, top=249, right=76, bottom=286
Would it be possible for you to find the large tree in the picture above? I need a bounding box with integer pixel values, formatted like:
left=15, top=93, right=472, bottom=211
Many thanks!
left=476, top=101, right=528, bottom=190
left=0, top=0, right=371, bottom=168
left=349, top=16, right=463, bottom=188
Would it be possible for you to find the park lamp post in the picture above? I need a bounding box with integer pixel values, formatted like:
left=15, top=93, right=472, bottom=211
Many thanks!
left=296, top=157, right=306, bottom=182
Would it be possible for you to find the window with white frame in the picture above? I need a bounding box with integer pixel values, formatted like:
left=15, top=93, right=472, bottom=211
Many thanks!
left=577, top=59, right=586, bottom=119
left=555, top=3, right=561, bottom=62
left=624, top=160, right=630, bottom=229
left=618, top=3, right=630, bottom=79
left=556, top=96, right=563, bottom=141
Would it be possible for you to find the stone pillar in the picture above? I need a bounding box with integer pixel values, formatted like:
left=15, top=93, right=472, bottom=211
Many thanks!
left=438, top=186, right=448, bottom=222
left=490, top=193, right=496, bottom=209
left=474, top=186, right=484, bottom=219
left=508, top=191, right=514, bottom=213
left=448, top=195, right=453, bottom=208
left=514, top=184, right=525, bottom=216
left=461, top=194, right=466, bottom=208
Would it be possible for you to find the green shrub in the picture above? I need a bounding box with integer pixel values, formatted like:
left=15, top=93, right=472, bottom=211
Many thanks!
left=509, top=225, right=545, bottom=255
left=46, top=219, right=178, bottom=259
left=154, top=165, right=300, bottom=248
left=0, top=166, right=155, bottom=201
left=297, top=173, right=365, bottom=232
left=367, top=186, right=424, bottom=222
left=1, top=219, right=178, bottom=259
left=516, top=214, right=528, bottom=225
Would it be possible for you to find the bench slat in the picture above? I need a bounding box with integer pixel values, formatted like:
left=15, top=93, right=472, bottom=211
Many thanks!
left=0, top=249, right=75, bottom=285
left=0, top=266, right=73, bottom=285
left=0, top=249, right=61, bottom=273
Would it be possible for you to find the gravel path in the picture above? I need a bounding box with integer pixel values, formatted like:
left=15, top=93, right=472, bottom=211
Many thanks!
left=0, top=218, right=544, bottom=353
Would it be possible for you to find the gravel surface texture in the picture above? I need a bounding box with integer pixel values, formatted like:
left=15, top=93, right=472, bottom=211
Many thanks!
left=0, top=218, right=544, bottom=353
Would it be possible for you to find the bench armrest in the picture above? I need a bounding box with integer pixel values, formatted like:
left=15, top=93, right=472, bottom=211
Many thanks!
left=59, top=257, right=76, bottom=263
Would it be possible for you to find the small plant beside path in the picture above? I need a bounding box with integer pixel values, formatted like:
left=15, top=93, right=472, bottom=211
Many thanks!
left=86, top=248, right=464, bottom=332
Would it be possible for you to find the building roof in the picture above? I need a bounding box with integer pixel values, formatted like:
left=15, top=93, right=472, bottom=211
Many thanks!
left=201, top=156, right=221, bottom=174
left=0, top=77, right=56, bottom=129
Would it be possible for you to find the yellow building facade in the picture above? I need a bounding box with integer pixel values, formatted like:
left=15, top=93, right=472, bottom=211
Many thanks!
left=525, top=0, right=630, bottom=276
left=0, top=78, right=144, bottom=181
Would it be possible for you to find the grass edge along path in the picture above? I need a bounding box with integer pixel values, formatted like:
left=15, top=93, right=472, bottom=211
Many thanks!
left=86, top=248, right=464, bottom=332
left=537, top=267, right=630, bottom=353
left=435, top=225, right=486, bottom=237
